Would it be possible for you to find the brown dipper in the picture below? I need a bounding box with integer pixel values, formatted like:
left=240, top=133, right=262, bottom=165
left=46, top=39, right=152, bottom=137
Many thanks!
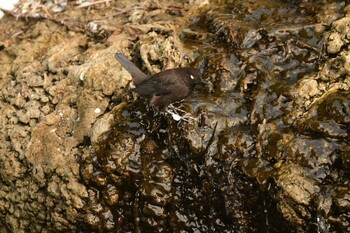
left=114, top=52, right=208, bottom=111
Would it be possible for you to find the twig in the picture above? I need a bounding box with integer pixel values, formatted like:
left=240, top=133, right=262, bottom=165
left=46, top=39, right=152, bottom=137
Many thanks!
left=76, top=0, right=111, bottom=8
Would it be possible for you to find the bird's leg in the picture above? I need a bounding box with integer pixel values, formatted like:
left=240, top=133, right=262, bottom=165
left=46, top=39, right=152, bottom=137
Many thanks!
left=167, top=104, right=187, bottom=114
left=165, top=104, right=197, bottom=122
left=165, top=105, right=182, bottom=121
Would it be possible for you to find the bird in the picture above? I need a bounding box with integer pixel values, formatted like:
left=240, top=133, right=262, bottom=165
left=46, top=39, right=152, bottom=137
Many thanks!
left=114, top=52, right=208, bottom=111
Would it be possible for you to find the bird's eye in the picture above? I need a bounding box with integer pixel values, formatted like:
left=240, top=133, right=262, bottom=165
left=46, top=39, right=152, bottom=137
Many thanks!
left=190, top=75, right=195, bottom=80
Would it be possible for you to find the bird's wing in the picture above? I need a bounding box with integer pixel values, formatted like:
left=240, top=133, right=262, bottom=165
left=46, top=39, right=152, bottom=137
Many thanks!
left=132, top=78, right=172, bottom=97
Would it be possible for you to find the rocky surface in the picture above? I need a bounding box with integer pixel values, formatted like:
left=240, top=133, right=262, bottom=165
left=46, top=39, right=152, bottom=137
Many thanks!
left=0, top=0, right=349, bottom=232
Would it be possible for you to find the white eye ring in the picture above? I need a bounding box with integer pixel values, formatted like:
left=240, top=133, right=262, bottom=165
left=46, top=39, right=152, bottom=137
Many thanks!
left=190, top=75, right=195, bottom=80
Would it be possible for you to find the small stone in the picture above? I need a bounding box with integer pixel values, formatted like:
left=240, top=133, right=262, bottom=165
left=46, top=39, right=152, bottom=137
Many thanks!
left=327, top=33, right=343, bottom=54
left=94, top=108, right=101, bottom=114
left=29, top=119, right=37, bottom=127
left=12, top=93, right=26, bottom=108
left=28, top=75, right=44, bottom=87
left=17, top=110, right=30, bottom=124
left=9, top=116, right=18, bottom=124
left=40, top=96, right=49, bottom=103
left=41, top=105, right=51, bottom=114
left=299, top=79, right=319, bottom=99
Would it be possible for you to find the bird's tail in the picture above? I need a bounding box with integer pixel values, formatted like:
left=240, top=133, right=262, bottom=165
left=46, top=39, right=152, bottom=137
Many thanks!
left=114, top=53, right=147, bottom=86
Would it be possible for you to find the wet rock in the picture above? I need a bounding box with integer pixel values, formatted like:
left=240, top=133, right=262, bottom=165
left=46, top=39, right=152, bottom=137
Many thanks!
left=299, top=78, right=320, bottom=99
left=277, top=164, right=320, bottom=206
left=1, top=0, right=350, bottom=232
left=327, top=5, right=350, bottom=54
left=91, top=110, right=115, bottom=146
left=318, top=53, right=350, bottom=82
left=73, top=89, right=109, bottom=143
left=296, top=90, right=350, bottom=139
left=137, top=31, right=195, bottom=73
left=276, top=164, right=320, bottom=230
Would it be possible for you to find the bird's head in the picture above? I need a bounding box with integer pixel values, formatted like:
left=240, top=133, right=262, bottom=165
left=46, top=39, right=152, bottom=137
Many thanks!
left=186, top=68, right=208, bottom=86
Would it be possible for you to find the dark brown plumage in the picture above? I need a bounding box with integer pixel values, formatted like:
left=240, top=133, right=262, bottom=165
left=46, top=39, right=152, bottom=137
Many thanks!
left=114, top=53, right=207, bottom=111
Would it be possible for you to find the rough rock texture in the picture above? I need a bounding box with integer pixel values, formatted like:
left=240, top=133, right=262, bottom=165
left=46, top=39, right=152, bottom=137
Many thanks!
left=0, top=14, right=131, bottom=233
left=0, top=0, right=350, bottom=232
